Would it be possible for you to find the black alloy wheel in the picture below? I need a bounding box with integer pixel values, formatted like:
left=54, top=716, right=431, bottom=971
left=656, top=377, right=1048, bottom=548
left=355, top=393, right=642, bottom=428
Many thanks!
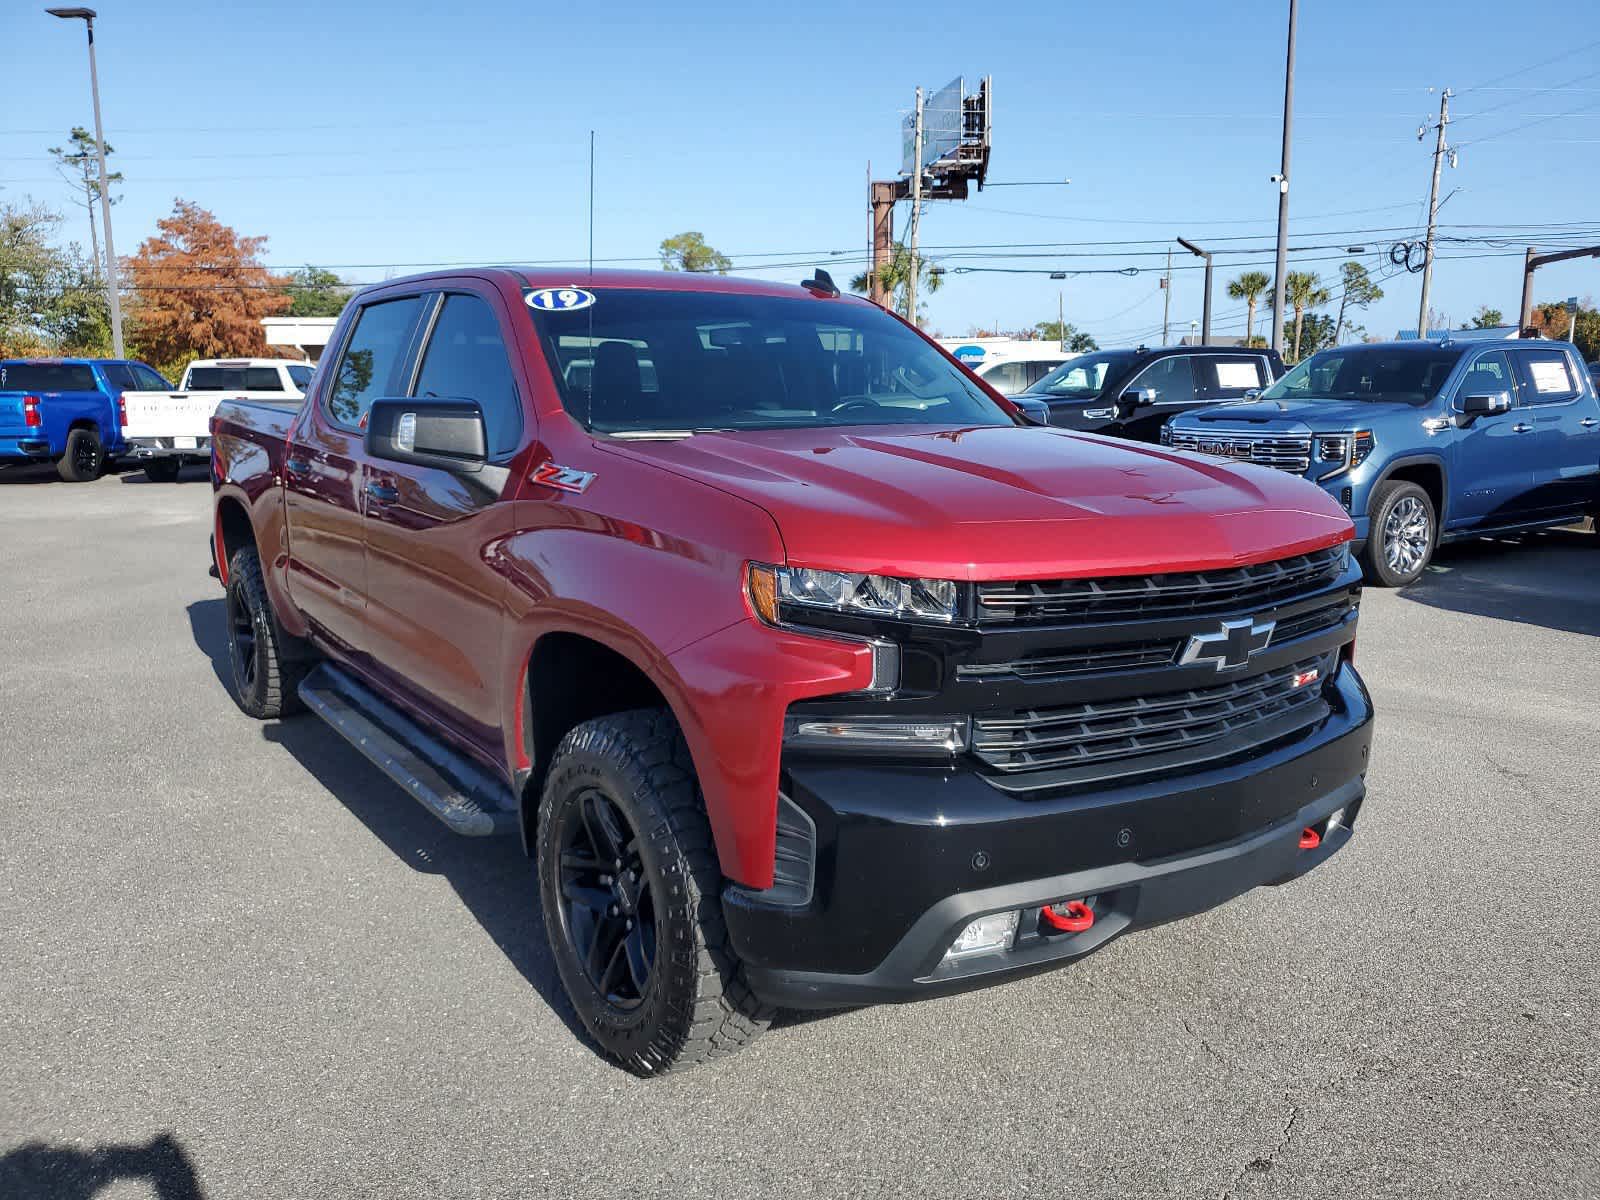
left=554, top=789, right=657, bottom=1010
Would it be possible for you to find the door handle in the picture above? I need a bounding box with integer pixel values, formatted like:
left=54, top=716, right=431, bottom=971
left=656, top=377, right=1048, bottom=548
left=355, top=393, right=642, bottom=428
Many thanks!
left=284, top=456, right=312, bottom=475
left=1581, top=417, right=1599, bottom=429
left=1511, top=422, right=1534, bottom=434
left=365, top=481, right=400, bottom=504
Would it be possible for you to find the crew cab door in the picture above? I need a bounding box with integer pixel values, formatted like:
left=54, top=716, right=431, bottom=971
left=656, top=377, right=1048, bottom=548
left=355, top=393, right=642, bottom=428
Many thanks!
left=358, top=289, right=524, bottom=754
left=1444, top=349, right=1534, bottom=529
left=284, top=293, right=427, bottom=651
left=1509, top=345, right=1599, bottom=520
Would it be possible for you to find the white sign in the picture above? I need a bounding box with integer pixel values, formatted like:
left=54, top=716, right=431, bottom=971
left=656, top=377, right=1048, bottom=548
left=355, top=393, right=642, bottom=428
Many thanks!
left=1528, top=359, right=1572, bottom=394
left=1215, top=362, right=1262, bottom=389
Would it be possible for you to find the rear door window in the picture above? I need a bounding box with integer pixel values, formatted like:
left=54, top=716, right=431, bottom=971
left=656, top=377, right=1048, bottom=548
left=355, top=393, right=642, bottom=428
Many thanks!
left=325, top=297, right=426, bottom=429
left=1512, top=348, right=1578, bottom=405
left=1201, top=355, right=1269, bottom=400
left=411, top=293, right=523, bottom=459
left=0, top=362, right=98, bottom=392
left=100, top=363, right=139, bottom=392
left=132, top=365, right=173, bottom=391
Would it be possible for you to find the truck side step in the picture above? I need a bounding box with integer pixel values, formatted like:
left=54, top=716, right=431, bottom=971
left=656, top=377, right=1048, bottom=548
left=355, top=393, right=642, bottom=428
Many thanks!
left=297, top=664, right=519, bottom=836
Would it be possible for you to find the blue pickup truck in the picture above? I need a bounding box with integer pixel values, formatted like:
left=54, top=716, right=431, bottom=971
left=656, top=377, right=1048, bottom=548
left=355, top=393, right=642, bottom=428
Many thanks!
left=1164, top=338, right=1600, bottom=585
left=0, top=358, right=173, bottom=482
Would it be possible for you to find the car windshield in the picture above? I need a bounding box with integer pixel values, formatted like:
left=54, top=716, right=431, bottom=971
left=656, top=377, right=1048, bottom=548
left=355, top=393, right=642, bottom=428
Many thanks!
left=1, top=362, right=98, bottom=392
left=526, top=288, right=1012, bottom=435
left=1260, top=346, right=1465, bottom=407
left=1025, top=352, right=1133, bottom=400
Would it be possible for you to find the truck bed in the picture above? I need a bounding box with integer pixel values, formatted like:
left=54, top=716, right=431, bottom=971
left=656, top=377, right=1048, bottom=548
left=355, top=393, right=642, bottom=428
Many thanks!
left=125, top=389, right=300, bottom=443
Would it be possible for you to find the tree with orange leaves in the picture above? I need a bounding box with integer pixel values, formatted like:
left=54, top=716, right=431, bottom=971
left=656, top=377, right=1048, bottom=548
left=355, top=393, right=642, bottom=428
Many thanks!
left=124, top=199, right=291, bottom=374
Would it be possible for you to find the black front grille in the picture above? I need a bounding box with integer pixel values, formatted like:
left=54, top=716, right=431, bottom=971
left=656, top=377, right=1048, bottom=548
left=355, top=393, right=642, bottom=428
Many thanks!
left=956, top=637, right=1181, bottom=684
left=971, top=655, right=1332, bottom=775
left=976, top=545, right=1348, bottom=625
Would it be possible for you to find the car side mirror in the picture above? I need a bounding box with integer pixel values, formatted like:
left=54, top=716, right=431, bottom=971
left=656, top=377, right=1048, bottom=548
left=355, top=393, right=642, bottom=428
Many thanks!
left=1118, top=386, right=1157, bottom=414
left=365, top=397, right=487, bottom=473
left=1460, top=392, right=1511, bottom=419
left=1007, top=395, right=1052, bottom=427
left=1242, top=388, right=1261, bottom=401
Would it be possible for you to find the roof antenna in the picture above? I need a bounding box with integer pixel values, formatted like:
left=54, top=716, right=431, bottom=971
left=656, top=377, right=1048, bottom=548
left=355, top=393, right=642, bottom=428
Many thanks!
left=802, top=267, right=840, bottom=297
left=587, top=130, right=595, bottom=280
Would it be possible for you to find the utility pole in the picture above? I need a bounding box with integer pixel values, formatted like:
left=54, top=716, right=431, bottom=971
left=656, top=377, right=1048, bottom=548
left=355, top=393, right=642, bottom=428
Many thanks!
left=1161, top=247, right=1172, bottom=344
left=1269, top=0, right=1297, bottom=355
left=1058, top=289, right=1065, bottom=351
left=1416, top=88, right=1453, bottom=340
left=905, top=86, right=925, bottom=325
left=48, top=7, right=124, bottom=358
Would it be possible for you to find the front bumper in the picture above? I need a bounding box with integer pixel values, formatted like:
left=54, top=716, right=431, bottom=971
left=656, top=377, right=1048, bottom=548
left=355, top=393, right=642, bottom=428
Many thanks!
left=729, top=663, right=1372, bottom=1008
left=126, top=436, right=210, bottom=459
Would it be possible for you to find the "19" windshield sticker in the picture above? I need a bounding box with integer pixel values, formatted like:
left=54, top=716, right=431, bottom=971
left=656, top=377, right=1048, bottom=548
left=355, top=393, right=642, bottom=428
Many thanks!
left=525, top=287, right=596, bottom=312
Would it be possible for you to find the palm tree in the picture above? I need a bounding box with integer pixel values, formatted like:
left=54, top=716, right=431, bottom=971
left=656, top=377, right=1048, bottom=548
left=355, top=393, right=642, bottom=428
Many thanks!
left=1226, top=271, right=1272, bottom=346
left=1285, top=271, right=1331, bottom=361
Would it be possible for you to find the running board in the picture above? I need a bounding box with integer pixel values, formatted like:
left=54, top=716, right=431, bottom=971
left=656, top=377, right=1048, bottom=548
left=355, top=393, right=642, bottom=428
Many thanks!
left=297, top=664, right=518, bottom=836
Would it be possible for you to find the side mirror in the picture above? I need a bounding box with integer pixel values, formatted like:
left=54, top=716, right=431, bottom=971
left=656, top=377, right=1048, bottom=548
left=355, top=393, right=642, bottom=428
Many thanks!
left=365, top=397, right=487, bottom=473
left=1460, top=392, right=1511, bottom=419
left=1242, top=388, right=1261, bottom=401
left=1008, top=395, right=1052, bottom=427
left=1118, top=387, right=1157, bottom=414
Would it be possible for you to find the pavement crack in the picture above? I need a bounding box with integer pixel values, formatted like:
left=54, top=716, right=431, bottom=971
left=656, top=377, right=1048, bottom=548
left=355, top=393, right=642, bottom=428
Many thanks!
left=1180, top=1016, right=1230, bottom=1068
left=1220, top=1103, right=1302, bottom=1199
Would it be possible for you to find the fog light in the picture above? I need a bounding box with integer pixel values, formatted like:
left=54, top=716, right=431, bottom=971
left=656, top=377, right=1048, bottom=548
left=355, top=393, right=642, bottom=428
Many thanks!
left=942, top=911, right=1019, bottom=962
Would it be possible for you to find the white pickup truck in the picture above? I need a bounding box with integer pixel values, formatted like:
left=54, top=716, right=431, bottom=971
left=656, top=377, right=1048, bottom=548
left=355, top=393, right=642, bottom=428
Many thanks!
left=123, top=358, right=313, bottom=481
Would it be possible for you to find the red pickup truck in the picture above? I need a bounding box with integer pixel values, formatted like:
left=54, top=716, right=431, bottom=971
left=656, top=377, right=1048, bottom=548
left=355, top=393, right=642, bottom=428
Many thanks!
left=211, top=268, right=1373, bottom=1075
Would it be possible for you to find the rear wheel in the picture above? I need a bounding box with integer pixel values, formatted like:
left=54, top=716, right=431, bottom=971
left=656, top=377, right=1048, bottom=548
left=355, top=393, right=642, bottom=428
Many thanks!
left=57, top=428, right=105, bottom=482
left=143, top=458, right=183, bottom=483
left=1360, top=480, right=1435, bottom=587
left=536, top=710, right=771, bottom=1075
left=224, top=546, right=309, bottom=718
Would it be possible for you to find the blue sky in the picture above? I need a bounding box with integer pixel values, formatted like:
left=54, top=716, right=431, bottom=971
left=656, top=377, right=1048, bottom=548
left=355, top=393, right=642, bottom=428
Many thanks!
left=4, top=0, right=1598, bottom=345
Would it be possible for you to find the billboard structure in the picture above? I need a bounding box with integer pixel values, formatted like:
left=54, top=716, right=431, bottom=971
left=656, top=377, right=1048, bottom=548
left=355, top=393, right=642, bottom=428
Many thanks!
left=870, top=77, right=992, bottom=310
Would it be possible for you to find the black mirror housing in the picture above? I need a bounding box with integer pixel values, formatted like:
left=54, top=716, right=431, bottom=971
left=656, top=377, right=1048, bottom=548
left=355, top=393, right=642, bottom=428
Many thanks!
left=1460, top=393, right=1511, bottom=418
left=365, top=398, right=488, bottom=473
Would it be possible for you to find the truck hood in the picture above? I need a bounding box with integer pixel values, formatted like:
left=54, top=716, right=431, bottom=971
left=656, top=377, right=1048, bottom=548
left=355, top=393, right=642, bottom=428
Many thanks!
left=1174, top=397, right=1405, bottom=431
left=603, top=424, right=1352, bottom=580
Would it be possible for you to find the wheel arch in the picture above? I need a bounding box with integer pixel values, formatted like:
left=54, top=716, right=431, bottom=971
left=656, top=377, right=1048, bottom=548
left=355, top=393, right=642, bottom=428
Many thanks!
left=1373, top=454, right=1448, bottom=525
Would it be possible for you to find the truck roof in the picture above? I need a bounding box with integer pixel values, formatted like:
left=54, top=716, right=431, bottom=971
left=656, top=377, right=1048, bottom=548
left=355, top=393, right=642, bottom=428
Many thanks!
left=1356, top=337, right=1577, bottom=353
left=186, top=358, right=302, bottom=368
left=352, top=266, right=863, bottom=304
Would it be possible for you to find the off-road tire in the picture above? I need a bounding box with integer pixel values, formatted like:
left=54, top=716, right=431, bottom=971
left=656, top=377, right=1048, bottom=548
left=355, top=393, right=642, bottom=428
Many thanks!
left=1360, top=480, right=1436, bottom=587
left=537, top=709, right=772, bottom=1075
left=143, top=458, right=183, bottom=483
left=57, top=427, right=105, bottom=482
left=224, top=546, right=310, bottom=719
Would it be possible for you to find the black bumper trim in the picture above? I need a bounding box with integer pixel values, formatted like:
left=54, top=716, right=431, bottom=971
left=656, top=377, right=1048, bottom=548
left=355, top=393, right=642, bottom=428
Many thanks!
left=743, top=780, right=1360, bottom=1009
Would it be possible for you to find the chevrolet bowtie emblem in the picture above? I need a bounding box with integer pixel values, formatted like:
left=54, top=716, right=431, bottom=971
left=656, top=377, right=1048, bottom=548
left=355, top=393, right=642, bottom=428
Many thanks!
left=1179, top=617, right=1276, bottom=671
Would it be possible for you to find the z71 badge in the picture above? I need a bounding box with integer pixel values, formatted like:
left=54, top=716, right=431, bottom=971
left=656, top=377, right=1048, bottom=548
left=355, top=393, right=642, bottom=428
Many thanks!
left=530, top=462, right=597, bottom=493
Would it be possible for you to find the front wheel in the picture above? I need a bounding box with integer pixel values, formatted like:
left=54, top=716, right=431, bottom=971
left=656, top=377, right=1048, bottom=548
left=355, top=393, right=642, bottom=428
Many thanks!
left=1360, top=480, right=1436, bottom=587
left=57, top=428, right=105, bottom=482
left=537, top=710, right=771, bottom=1075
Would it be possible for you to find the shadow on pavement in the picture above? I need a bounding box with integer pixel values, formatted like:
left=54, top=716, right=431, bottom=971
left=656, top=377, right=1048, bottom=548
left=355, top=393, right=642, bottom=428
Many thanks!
left=185, top=599, right=589, bottom=1044
left=0, top=1133, right=205, bottom=1200
left=1396, top=525, right=1600, bottom=637
left=0, top=463, right=63, bottom=485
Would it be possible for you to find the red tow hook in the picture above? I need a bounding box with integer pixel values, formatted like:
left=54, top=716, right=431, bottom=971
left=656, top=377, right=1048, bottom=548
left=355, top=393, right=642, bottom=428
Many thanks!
left=1040, top=899, right=1094, bottom=933
left=1299, top=826, right=1322, bottom=850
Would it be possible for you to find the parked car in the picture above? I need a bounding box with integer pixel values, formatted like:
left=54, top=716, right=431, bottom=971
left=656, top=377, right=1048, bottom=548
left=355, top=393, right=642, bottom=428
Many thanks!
left=970, top=351, right=1070, bottom=395
left=1019, top=345, right=1286, bottom=442
left=123, top=357, right=312, bottom=481
left=1164, top=338, right=1600, bottom=586
left=211, top=268, right=1372, bottom=1074
left=0, top=357, right=170, bottom=481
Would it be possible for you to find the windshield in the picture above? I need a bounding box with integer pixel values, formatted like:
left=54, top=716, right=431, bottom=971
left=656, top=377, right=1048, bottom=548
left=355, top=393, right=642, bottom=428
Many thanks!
left=1025, top=352, right=1133, bottom=400
left=1260, top=346, right=1465, bottom=407
left=527, top=289, right=1012, bottom=434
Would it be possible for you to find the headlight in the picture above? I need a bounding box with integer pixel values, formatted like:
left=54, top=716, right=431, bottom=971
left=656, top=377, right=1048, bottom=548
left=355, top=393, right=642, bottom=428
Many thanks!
left=747, top=563, right=960, bottom=624
left=1315, top=429, right=1375, bottom=467
left=1159, top=424, right=1173, bottom=445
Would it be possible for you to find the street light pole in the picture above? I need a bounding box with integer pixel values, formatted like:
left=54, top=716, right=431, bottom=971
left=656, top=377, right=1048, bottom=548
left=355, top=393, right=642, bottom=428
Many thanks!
left=1269, top=0, right=1297, bottom=355
left=1177, top=238, right=1213, bottom=344
left=48, top=6, right=124, bottom=358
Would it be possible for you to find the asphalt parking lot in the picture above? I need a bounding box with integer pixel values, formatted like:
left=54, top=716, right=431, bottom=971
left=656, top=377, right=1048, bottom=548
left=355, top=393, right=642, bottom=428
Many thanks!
left=2, top=460, right=1597, bottom=1200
